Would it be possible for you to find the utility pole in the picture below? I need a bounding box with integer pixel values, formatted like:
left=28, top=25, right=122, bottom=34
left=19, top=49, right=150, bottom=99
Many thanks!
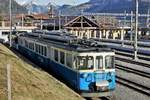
left=59, top=11, right=61, bottom=30
left=53, top=18, right=56, bottom=30
left=122, top=10, right=126, bottom=46
left=134, top=0, right=138, bottom=60
left=130, top=11, right=133, bottom=41
left=65, top=16, right=68, bottom=24
left=29, top=0, right=33, bottom=15
left=9, top=0, right=12, bottom=47
left=146, top=9, right=150, bottom=28
left=81, top=10, right=84, bottom=30
left=40, top=16, right=43, bottom=30
left=7, top=64, right=11, bottom=100
left=21, top=14, right=24, bottom=28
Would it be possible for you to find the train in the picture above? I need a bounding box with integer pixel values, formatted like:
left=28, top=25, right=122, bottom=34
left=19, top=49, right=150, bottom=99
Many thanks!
left=13, top=30, right=116, bottom=97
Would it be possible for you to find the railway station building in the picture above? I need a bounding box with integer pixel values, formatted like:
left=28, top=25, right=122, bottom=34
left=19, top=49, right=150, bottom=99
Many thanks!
left=64, top=15, right=128, bottom=40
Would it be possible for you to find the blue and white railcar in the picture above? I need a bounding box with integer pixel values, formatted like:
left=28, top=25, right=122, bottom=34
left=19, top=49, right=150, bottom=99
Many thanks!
left=16, top=31, right=116, bottom=97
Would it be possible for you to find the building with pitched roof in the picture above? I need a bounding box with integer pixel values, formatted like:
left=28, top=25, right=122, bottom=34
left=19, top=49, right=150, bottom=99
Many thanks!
left=64, top=16, right=100, bottom=39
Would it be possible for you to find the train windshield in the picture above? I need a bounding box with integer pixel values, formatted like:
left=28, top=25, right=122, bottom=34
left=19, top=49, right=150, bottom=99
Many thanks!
left=105, top=56, right=114, bottom=69
left=77, top=56, right=94, bottom=70
left=95, top=56, right=103, bottom=69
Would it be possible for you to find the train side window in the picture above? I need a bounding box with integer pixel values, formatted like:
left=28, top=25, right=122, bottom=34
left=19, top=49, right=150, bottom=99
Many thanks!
left=29, top=42, right=33, bottom=50
left=25, top=40, right=28, bottom=48
left=105, top=56, right=114, bottom=69
left=39, top=45, right=42, bottom=54
left=60, top=51, right=65, bottom=64
left=37, top=45, right=40, bottom=53
left=66, top=53, right=72, bottom=68
left=41, top=46, right=44, bottom=55
left=44, top=47, right=47, bottom=56
left=96, top=56, right=103, bottom=69
left=32, top=43, right=34, bottom=50
left=19, top=38, right=22, bottom=45
left=54, top=50, right=58, bottom=62
left=51, top=48, right=54, bottom=59
left=35, top=44, right=38, bottom=52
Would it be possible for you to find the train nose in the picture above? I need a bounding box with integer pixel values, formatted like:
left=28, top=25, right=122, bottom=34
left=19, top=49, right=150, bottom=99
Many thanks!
left=96, top=80, right=109, bottom=87
left=96, top=80, right=109, bottom=91
left=94, top=71, right=110, bottom=91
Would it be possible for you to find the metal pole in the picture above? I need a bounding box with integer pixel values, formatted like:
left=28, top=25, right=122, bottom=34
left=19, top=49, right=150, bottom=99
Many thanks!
left=40, top=17, right=43, bottom=30
left=53, top=18, right=56, bottom=30
left=21, top=14, right=24, bottom=28
left=130, top=11, right=133, bottom=41
left=146, top=9, right=150, bottom=28
left=134, top=0, right=138, bottom=60
left=59, top=11, right=61, bottom=30
left=9, top=0, right=12, bottom=47
left=122, top=10, right=126, bottom=46
left=65, top=16, right=68, bottom=24
left=7, top=64, right=11, bottom=100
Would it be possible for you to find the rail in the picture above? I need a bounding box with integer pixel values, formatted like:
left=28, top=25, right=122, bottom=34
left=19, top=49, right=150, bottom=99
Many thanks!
left=115, top=64, right=150, bottom=78
left=116, top=76, right=150, bottom=96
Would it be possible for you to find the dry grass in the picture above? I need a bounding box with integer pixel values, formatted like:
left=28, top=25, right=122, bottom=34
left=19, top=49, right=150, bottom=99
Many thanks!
left=0, top=44, right=84, bottom=100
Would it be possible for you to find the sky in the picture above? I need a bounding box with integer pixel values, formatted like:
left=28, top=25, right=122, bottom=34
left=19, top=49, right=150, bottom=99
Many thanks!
left=15, top=0, right=89, bottom=6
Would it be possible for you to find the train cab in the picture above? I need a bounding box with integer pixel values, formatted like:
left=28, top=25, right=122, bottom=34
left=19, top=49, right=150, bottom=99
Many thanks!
left=76, top=52, right=115, bottom=97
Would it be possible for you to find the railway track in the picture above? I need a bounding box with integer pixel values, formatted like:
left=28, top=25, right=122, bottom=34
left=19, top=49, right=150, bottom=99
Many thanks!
left=115, top=64, right=150, bottom=78
left=115, top=56, right=150, bottom=68
left=99, top=39, right=150, bottom=48
left=115, top=50, right=150, bottom=62
left=86, top=96, right=111, bottom=100
left=116, top=76, right=150, bottom=96
left=97, top=40, right=150, bottom=61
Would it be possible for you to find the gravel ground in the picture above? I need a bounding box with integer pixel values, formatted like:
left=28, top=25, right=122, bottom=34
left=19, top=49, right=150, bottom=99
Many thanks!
left=113, top=83, right=150, bottom=100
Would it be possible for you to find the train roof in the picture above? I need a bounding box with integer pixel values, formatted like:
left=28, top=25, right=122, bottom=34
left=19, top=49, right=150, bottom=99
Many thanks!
left=19, top=30, right=113, bottom=53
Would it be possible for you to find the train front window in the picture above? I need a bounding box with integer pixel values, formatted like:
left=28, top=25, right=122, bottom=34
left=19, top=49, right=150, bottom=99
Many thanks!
left=95, top=56, right=103, bottom=69
left=77, top=56, right=94, bottom=70
left=105, top=56, right=114, bottom=69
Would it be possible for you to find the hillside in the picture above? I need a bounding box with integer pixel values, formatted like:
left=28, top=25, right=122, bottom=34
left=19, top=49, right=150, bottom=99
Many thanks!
left=60, top=0, right=150, bottom=15
left=0, top=0, right=27, bottom=14
left=0, top=44, right=84, bottom=100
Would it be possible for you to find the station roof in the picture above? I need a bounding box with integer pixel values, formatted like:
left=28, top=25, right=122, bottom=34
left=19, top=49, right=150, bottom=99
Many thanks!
left=64, top=16, right=99, bottom=29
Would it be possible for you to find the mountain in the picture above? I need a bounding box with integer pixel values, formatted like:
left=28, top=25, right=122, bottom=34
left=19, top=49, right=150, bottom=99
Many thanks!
left=0, top=0, right=27, bottom=14
left=60, top=0, right=150, bottom=15
left=23, top=2, right=59, bottom=14
left=24, top=3, right=48, bottom=14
